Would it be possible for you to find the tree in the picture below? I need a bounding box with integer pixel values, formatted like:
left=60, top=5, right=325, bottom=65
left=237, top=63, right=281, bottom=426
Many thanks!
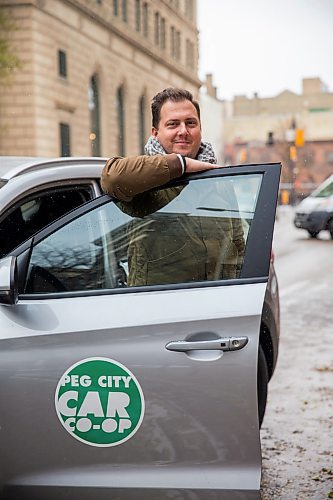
left=0, top=8, right=21, bottom=82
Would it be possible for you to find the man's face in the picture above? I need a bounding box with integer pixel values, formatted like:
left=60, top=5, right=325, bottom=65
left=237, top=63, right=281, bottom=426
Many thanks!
left=152, top=99, right=201, bottom=158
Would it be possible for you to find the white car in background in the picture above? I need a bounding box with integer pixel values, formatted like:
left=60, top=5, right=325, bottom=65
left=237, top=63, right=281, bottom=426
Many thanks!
left=294, top=174, right=333, bottom=238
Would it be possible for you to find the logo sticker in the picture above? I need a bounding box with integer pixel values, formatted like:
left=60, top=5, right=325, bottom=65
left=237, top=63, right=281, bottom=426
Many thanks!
left=55, top=357, right=145, bottom=447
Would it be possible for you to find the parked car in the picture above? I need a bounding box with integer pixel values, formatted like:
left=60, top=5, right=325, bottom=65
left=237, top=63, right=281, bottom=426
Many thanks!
left=0, top=159, right=281, bottom=499
left=0, top=156, right=106, bottom=258
left=294, top=174, right=333, bottom=238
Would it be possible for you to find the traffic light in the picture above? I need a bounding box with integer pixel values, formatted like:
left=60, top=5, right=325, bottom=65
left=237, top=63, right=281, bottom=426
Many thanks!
left=289, top=146, right=297, bottom=161
left=295, top=129, right=304, bottom=148
left=239, top=148, right=247, bottom=162
left=267, top=131, right=274, bottom=146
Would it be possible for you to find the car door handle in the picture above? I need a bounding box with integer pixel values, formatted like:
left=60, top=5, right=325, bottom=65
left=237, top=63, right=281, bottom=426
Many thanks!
left=165, top=336, right=248, bottom=352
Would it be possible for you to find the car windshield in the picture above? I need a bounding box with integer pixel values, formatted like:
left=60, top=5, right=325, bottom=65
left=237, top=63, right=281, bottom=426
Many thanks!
left=312, top=180, right=333, bottom=198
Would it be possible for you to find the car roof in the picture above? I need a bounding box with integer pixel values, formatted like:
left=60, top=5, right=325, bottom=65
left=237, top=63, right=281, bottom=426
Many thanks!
left=0, top=156, right=107, bottom=181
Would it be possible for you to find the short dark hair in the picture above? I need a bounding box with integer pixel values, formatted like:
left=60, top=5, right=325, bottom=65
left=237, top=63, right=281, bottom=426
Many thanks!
left=151, top=87, right=201, bottom=129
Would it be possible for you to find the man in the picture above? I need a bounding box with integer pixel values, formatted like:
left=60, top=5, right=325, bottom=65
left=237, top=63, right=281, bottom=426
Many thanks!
left=101, top=88, right=244, bottom=286
left=101, top=88, right=219, bottom=201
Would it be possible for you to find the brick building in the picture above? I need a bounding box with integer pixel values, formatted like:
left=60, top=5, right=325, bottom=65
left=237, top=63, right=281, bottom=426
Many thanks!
left=224, top=78, right=333, bottom=196
left=0, top=0, right=199, bottom=157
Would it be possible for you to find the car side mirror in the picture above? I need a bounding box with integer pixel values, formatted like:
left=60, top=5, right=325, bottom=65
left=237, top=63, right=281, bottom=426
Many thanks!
left=0, top=256, right=18, bottom=305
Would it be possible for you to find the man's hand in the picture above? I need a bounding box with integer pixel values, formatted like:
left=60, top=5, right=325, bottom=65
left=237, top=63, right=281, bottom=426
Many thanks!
left=185, top=157, right=223, bottom=173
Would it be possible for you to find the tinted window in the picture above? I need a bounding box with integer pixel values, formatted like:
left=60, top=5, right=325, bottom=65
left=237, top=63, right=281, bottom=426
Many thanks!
left=25, top=174, right=262, bottom=294
left=0, top=187, right=93, bottom=258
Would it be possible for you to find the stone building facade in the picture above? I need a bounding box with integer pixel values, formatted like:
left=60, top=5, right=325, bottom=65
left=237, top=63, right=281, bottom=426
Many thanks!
left=0, top=0, right=199, bottom=157
left=224, top=78, right=333, bottom=195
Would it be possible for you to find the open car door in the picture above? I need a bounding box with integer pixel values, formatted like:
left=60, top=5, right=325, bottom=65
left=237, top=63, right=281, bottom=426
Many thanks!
left=0, top=163, right=281, bottom=500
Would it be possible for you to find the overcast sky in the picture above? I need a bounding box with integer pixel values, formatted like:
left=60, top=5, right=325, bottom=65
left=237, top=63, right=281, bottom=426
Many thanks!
left=197, top=0, right=333, bottom=100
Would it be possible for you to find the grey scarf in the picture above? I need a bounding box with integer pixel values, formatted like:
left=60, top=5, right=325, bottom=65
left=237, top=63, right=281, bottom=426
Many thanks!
left=144, top=136, right=217, bottom=164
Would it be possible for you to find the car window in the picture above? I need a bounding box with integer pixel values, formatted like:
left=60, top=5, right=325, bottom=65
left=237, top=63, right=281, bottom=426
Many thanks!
left=0, top=186, right=94, bottom=258
left=24, top=173, right=262, bottom=294
left=313, top=180, right=333, bottom=198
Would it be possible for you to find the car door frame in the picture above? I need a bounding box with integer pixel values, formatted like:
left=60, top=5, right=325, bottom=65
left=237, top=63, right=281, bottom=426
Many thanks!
left=2, top=163, right=281, bottom=500
left=12, top=163, right=281, bottom=297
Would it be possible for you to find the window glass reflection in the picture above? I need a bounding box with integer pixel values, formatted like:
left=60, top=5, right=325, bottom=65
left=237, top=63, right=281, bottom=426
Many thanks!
left=25, top=174, right=262, bottom=294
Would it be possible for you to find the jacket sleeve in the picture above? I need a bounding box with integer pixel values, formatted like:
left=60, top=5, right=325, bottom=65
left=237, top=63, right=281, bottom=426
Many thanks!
left=116, top=186, right=185, bottom=218
left=101, top=154, right=183, bottom=201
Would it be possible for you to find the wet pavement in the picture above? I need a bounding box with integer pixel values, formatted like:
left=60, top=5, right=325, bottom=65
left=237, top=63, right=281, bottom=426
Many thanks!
left=260, top=206, right=333, bottom=499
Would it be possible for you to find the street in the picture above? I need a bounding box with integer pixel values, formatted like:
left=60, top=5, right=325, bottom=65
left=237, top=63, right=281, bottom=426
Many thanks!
left=261, top=206, right=333, bottom=499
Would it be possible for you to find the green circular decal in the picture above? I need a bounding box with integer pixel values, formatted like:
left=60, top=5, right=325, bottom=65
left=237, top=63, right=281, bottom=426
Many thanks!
left=55, top=357, right=145, bottom=447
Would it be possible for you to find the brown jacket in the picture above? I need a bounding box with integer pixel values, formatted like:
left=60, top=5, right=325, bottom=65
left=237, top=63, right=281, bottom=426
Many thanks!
left=101, top=154, right=183, bottom=202
left=101, top=155, right=244, bottom=285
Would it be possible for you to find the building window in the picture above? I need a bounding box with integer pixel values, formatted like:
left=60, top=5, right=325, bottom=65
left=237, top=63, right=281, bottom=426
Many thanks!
left=160, top=18, right=166, bottom=49
left=189, top=0, right=194, bottom=20
left=176, top=30, right=181, bottom=60
left=122, top=0, right=127, bottom=22
left=135, top=0, right=141, bottom=31
left=143, top=2, right=148, bottom=37
left=186, top=39, right=194, bottom=68
left=170, top=26, right=175, bottom=57
left=154, top=12, right=160, bottom=45
left=59, top=123, right=71, bottom=157
left=185, top=0, right=193, bottom=20
left=117, top=85, right=125, bottom=156
left=58, top=50, right=67, bottom=78
left=88, top=74, right=101, bottom=156
left=113, top=0, right=118, bottom=16
left=139, top=94, right=146, bottom=154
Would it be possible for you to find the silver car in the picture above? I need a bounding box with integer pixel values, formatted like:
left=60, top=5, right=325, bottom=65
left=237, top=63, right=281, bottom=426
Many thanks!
left=0, top=158, right=281, bottom=499
left=0, top=156, right=106, bottom=258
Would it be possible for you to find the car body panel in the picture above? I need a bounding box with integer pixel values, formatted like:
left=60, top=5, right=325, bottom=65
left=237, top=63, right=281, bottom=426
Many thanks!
left=1, top=283, right=265, bottom=496
left=0, top=163, right=105, bottom=210
left=262, top=252, right=280, bottom=365
left=0, top=162, right=281, bottom=498
left=294, top=174, right=333, bottom=235
left=294, top=208, right=332, bottom=232
left=0, top=156, right=106, bottom=181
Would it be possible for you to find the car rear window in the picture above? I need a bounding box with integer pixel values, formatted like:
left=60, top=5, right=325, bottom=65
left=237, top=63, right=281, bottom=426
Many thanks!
left=0, top=186, right=93, bottom=258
